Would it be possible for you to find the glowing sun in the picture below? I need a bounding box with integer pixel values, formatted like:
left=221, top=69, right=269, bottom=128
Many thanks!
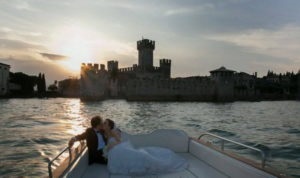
left=52, top=25, right=94, bottom=74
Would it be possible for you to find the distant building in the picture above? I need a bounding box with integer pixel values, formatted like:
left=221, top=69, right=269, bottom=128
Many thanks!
left=58, top=78, right=80, bottom=97
left=233, top=72, right=256, bottom=100
left=80, top=63, right=109, bottom=100
left=210, top=67, right=235, bottom=101
left=0, top=63, right=10, bottom=96
left=80, top=38, right=300, bottom=101
left=298, top=72, right=300, bottom=100
left=80, top=39, right=172, bottom=100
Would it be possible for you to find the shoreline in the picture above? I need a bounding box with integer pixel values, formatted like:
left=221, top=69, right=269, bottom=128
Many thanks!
left=1, top=95, right=299, bottom=102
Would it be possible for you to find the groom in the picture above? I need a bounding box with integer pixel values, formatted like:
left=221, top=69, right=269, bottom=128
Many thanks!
left=68, top=116, right=107, bottom=165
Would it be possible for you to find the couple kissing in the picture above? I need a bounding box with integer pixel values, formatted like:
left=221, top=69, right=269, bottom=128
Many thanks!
left=68, top=115, right=188, bottom=176
left=68, top=116, right=119, bottom=165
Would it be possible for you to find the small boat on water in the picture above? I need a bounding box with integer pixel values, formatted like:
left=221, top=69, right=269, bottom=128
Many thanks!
left=48, top=129, right=286, bottom=178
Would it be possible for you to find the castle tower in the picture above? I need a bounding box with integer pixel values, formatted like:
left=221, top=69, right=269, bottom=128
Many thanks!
left=93, top=64, right=99, bottom=71
left=107, top=60, right=119, bottom=72
left=80, top=63, right=86, bottom=76
left=100, top=64, right=105, bottom=71
left=80, top=62, right=109, bottom=100
left=210, top=66, right=235, bottom=101
left=159, top=59, right=171, bottom=78
left=137, top=39, right=155, bottom=68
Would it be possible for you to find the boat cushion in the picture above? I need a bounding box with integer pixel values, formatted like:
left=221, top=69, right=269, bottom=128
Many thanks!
left=121, top=129, right=189, bottom=152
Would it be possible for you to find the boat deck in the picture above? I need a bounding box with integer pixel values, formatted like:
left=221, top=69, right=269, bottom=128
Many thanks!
left=81, top=153, right=228, bottom=178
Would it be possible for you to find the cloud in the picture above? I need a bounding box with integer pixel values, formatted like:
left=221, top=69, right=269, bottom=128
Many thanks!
left=0, top=27, right=13, bottom=33
left=165, top=8, right=195, bottom=16
left=207, top=24, right=300, bottom=64
left=0, top=0, right=38, bottom=12
left=0, top=38, right=45, bottom=51
left=14, top=1, right=34, bottom=11
left=0, top=55, right=72, bottom=84
left=164, top=4, right=214, bottom=16
left=105, top=40, right=136, bottom=57
left=39, top=53, right=68, bottom=61
left=0, top=27, right=43, bottom=43
left=106, top=1, right=143, bottom=11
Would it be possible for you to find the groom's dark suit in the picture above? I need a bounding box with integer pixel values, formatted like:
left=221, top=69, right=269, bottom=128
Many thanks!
left=75, top=128, right=107, bottom=165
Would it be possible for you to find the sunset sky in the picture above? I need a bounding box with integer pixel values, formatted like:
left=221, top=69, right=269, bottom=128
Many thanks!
left=0, top=0, right=300, bottom=84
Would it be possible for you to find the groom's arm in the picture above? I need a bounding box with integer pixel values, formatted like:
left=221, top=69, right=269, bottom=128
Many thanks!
left=68, top=130, right=87, bottom=147
left=75, top=131, right=87, bottom=141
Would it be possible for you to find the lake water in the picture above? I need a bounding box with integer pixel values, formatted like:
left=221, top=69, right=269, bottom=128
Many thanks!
left=0, top=99, right=299, bottom=177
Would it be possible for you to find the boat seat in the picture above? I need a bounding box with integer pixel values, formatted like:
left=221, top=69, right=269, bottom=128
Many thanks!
left=80, top=152, right=228, bottom=178
left=82, top=164, right=109, bottom=178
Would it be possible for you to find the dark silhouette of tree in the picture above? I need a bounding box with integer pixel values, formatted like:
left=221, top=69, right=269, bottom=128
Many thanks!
left=36, top=73, right=47, bottom=95
left=41, top=74, right=46, bottom=92
left=9, top=72, right=36, bottom=97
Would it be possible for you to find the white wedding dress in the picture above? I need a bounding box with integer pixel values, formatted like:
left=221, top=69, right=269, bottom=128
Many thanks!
left=107, top=137, right=188, bottom=176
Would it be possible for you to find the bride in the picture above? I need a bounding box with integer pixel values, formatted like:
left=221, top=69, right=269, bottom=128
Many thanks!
left=103, top=119, right=188, bottom=176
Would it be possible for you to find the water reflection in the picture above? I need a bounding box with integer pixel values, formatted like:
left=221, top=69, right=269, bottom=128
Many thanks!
left=64, top=99, right=86, bottom=135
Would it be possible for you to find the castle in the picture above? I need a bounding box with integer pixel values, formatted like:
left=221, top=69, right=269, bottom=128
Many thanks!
left=79, top=38, right=300, bottom=101
left=0, top=63, right=10, bottom=96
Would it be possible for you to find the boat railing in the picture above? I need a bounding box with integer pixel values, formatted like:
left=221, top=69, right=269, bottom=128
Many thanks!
left=48, top=141, right=86, bottom=178
left=198, top=133, right=266, bottom=168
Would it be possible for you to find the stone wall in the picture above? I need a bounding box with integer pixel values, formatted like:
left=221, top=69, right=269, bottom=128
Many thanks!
left=125, top=77, right=216, bottom=101
left=80, top=64, right=109, bottom=100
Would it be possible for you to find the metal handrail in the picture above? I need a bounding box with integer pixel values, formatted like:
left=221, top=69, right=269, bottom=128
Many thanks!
left=48, top=146, right=71, bottom=178
left=198, top=133, right=266, bottom=168
left=48, top=141, right=86, bottom=178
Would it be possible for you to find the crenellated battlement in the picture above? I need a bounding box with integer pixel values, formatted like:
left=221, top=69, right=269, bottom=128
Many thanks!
left=107, top=60, right=119, bottom=72
left=137, top=39, right=155, bottom=50
left=119, top=66, right=162, bottom=73
left=119, top=67, right=135, bottom=73
left=81, top=63, right=100, bottom=71
left=160, top=59, right=171, bottom=65
left=137, top=38, right=156, bottom=67
left=159, top=59, right=171, bottom=78
left=107, top=61, right=118, bottom=65
left=100, top=64, right=105, bottom=70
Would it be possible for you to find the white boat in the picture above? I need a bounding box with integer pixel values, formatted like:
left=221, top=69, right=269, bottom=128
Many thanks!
left=48, top=129, right=286, bottom=178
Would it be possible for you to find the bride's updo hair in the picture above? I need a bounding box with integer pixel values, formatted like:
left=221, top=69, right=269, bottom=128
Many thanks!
left=106, top=119, right=115, bottom=130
